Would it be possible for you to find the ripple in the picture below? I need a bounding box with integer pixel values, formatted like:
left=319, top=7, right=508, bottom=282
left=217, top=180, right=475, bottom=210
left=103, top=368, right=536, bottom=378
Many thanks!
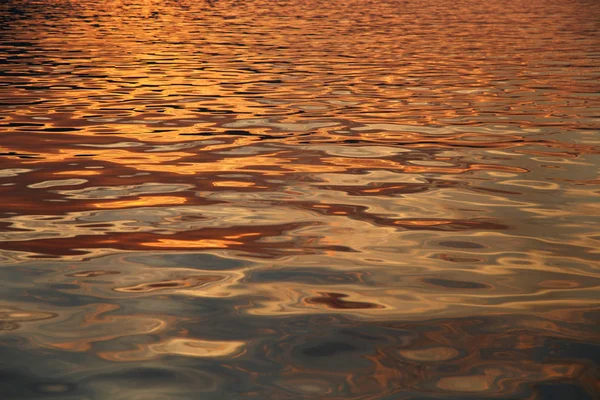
left=398, top=346, right=460, bottom=362
left=1, top=0, right=599, bottom=398
left=148, top=338, right=245, bottom=359
left=113, top=275, right=225, bottom=293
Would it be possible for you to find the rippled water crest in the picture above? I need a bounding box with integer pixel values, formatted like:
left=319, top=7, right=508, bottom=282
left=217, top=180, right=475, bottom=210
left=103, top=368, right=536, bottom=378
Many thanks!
left=1, top=0, right=599, bottom=398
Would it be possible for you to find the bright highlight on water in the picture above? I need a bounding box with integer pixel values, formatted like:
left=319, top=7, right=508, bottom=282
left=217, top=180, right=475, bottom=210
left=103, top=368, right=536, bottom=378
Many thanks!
left=0, top=0, right=598, bottom=399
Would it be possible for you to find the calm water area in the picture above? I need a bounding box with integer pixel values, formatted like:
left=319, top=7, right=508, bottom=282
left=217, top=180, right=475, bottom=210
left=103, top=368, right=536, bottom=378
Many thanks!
left=1, top=0, right=599, bottom=399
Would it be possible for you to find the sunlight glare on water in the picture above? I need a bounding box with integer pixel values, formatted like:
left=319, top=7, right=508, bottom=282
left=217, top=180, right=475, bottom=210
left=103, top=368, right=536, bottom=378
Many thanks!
left=0, top=0, right=599, bottom=399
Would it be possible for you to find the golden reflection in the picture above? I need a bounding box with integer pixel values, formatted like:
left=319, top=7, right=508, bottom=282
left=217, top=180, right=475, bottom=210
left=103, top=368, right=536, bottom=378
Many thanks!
left=150, top=338, right=245, bottom=358
left=24, top=303, right=172, bottom=353
left=92, top=196, right=187, bottom=208
left=398, top=347, right=460, bottom=362
left=212, top=181, right=256, bottom=187
left=0, top=307, right=57, bottom=331
left=98, top=338, right=246, bottom=362
left=114, top=275, right=224, bottom=293
left=54, top=170, right=102, bottom=176
left=437, top=371, right=498, bottom=393
left=22, top=148, right=190, bottom=166
left=142, top=239, right=242, bottom=248
left=1, top=0, right=599, bottom=397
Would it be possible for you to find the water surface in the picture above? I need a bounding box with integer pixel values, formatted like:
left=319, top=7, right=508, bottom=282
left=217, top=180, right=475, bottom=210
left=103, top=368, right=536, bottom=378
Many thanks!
left=1, top=0, right=599, bottom=399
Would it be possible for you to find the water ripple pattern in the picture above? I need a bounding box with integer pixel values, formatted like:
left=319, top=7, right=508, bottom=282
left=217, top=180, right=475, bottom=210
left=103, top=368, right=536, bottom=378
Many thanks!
left=1, top=0, right=599, bottom=399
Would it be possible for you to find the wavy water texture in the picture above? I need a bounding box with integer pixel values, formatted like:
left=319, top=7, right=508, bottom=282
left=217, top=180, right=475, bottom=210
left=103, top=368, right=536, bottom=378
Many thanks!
left=1, top=0, right=599, bottom=399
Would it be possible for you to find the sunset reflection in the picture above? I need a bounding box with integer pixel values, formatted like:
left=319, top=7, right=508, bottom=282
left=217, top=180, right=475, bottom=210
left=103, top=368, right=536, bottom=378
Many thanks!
left=1, top=0, right=599, bottom=399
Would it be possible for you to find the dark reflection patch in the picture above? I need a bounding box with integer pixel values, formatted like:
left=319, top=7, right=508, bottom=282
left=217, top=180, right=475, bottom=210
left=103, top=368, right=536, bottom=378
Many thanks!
left=301, top=341, right=358, bottom=357
left=306, top=292, right=384, bottom=309
left=422, top=278, right=490, bottom=289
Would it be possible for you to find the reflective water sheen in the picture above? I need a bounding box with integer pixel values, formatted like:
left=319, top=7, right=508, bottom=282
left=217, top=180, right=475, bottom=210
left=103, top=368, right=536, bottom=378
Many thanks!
left=1, top=0, right=599, bottom=399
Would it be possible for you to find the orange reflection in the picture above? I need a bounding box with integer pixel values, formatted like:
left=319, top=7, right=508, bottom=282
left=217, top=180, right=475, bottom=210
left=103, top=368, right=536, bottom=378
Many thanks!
left=142, top=239, right=242, bottom=248
left=93, top=196, right=187, bottom=208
